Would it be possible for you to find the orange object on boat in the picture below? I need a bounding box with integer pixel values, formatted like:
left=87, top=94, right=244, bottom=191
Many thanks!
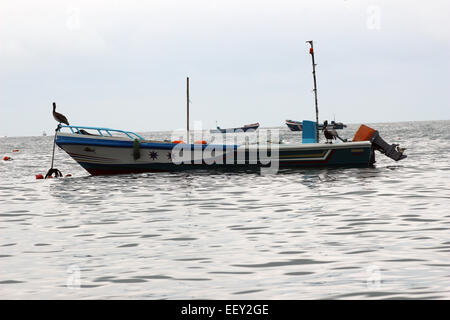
left=194, top=140, right=207, bottom=144
left=353, top=125, right=377, bottom=142
left=172, top=140, right=184, bottom=144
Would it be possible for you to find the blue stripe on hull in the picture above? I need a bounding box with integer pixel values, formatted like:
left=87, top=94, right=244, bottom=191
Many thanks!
left=56, top=135, right=238, bottom=151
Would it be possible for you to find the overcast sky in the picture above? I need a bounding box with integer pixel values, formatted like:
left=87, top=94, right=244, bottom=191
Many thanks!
left=1, top=0, right=449, bottom=136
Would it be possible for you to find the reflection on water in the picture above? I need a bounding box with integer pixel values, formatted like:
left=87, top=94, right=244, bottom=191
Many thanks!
left=0, top=121, right=449, bottom=299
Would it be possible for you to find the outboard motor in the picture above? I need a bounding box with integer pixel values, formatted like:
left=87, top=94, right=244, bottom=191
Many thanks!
left=370, top=131, right=407, bottom=161
left=353, top=125, right=407, bottom=162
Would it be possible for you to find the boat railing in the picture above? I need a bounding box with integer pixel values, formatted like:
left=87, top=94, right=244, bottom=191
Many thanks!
left=58, top=125, right=144, bottom=140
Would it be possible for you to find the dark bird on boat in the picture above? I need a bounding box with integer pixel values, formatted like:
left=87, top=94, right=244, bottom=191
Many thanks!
left=322, top=120, right=338, bottom=143
left=52, top=102, right=69, bottom=125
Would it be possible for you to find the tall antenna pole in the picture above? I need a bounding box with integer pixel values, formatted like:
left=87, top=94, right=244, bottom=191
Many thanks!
left=306, top=40, right=319, bottom=142
left=186, top=76, right=190, bottom=144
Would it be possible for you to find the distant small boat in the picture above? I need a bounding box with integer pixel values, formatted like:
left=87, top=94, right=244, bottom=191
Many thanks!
left=42, top=131, right=47, bottom=136
left=210, top=122, right=260, bottom=133
left=286, top=120, right=346, bottom=131
left=285, top=120, right=303, bottom=131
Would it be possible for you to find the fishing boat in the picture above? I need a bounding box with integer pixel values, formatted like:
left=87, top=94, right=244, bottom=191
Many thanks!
left=210, top=122, right=260, bottom=133
left=50, top=41, right=406, bottom=177
left=286, top=119, right=346, bottom=131
left=54, top=123, right=406, bottom=175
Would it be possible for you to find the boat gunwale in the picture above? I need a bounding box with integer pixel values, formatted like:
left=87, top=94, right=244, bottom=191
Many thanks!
left=56, top=132, right=372, bottom=151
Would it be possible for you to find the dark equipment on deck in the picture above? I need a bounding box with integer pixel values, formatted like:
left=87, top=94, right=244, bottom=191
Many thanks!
left=322, top=120, right=347, bottom=143
left=76, top=129, right=94, bottom=135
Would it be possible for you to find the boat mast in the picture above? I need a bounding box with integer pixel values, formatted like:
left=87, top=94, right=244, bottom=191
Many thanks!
left=187, top=76, right=190, bottom=144
left=306, top=40, right=319, bottom=142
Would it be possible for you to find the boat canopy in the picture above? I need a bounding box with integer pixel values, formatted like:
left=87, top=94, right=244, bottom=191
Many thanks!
left=58, top=125, right=144, bottom=141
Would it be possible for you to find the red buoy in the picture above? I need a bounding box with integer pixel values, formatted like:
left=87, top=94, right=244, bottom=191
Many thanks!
left=36, top=174, right=44, bottom=179
left=12, top=149, right=19, bottom=152
left=3, top=156, right=11, bottom=161
left=65, top=174, right=72, bottom=177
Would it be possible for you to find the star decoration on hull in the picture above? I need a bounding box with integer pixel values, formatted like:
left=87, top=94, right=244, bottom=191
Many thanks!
left=149, top=151, right=158, bottom=160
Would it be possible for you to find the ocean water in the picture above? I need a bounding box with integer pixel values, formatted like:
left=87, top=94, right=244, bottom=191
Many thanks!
left=0, top=120, right=449, bottom=299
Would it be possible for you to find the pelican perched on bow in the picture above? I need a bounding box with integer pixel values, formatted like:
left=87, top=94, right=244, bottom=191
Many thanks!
left=52, top=102, right=69, bottom=125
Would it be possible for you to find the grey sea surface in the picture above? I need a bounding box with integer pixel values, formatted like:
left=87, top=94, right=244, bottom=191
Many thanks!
left=0, top=120, right=449, bottom=299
